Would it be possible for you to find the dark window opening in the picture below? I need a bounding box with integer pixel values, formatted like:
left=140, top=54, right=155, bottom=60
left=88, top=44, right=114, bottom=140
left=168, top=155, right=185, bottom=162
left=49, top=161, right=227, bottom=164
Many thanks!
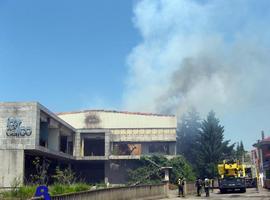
left=40, top=121, right=49, bottom=147
left=60, top=136, right=68, bottom=153
left=74, top=161, right=104, bottom=183
left=68, top=141, right=73, bottom=155
left=112, top=143, right=141, bottom=155
left=84, top=138, right=105, bottom=156
left=149, top=143, right=169, bottom=154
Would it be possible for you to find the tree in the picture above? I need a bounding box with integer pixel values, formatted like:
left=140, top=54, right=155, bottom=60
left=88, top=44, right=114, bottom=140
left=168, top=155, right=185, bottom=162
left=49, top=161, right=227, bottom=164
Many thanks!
left=30, top=157, right=50, bottom=185
left=177, top=108, right=201, bottom=165
left=127, top=155, right=195, bottom=185
left=196, top=111, right=234, bottom=178
left=235, top=141, right=247, bottom=162
left=52, top=166, right=76, bottom=185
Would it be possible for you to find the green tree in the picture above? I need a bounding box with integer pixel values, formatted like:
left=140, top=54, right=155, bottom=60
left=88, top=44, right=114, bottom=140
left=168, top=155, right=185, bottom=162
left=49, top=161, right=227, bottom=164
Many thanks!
left=196, top=111, right=234, bottom=178
left=177, top=108, right=201, bottom=166
left=127, top=155, right=195, bottom=185
left=235, top=141, right=247, bottom=162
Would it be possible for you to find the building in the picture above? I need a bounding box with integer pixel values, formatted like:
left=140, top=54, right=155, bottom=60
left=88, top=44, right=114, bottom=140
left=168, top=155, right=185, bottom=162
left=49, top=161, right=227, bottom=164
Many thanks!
left=253, top=132, right=270, bottom=188
left=0, top=102, right=177, bottom=188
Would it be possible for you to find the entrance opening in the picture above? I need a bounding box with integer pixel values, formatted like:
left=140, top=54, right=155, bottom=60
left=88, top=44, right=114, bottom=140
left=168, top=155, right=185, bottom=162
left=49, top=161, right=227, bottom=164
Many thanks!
left=84, top=138, right=105, bottom=156
left=74, top=161, right=105, bottom=183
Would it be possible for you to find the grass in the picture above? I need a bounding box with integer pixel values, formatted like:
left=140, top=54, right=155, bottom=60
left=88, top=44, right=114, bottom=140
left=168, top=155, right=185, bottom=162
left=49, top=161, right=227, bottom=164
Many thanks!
left=0, top=185, right=37, bottom=200
left=49, top=183, right=91, bottom=196
left=0, top=183, right=92, bottom=200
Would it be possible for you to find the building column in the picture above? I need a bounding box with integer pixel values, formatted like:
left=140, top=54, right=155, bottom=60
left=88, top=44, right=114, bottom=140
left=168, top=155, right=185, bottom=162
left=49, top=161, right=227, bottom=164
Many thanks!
left=0, top=149, right=24, bottom=187
left=81, top=136, right=84, bottom=157
left=104, top=131, right=111, bottom=157
left=74, top=131, right=81, bottom=157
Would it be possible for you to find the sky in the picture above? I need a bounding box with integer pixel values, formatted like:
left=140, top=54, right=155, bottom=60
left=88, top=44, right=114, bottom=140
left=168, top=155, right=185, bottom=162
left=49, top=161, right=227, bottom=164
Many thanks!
left=1, top=0, right=270, bottom=149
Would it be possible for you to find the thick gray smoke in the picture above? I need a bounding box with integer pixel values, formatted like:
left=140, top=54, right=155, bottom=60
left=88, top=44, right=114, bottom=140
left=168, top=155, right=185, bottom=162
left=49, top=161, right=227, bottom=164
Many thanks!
left=123, top=0, right=270, bottom=119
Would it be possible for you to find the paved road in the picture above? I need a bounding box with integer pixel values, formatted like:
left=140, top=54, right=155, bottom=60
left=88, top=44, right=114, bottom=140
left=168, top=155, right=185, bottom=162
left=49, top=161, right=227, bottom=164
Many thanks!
left=162, top=188, right=270, bottom=200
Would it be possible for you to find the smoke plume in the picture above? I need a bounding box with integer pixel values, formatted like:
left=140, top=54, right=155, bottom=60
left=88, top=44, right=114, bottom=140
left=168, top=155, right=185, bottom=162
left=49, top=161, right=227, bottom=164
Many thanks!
left=123, top=0, right=270, bottom=119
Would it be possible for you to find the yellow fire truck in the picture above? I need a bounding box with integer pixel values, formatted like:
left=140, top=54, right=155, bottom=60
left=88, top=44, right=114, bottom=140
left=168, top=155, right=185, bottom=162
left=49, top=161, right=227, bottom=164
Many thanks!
left=218, top=160, right=246, bottom=193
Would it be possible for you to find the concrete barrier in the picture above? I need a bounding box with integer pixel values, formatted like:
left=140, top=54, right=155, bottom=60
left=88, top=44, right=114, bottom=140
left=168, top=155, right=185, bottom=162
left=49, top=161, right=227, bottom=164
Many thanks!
left=32, top=184, right=168, bottom=200
left=185, top=182, right=196, bottom=195
left=185, top=180, right=218, bottom=195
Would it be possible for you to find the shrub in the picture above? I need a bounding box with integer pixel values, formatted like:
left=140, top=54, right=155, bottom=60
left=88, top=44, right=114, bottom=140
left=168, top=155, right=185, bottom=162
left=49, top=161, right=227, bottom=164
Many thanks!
left=73, top=183, right=91, bottom=192
left=49, top=183, right=91, bottom=195
left=52, top=166, right=76, bottom=185
left=1, top=185, right=37, bottom=199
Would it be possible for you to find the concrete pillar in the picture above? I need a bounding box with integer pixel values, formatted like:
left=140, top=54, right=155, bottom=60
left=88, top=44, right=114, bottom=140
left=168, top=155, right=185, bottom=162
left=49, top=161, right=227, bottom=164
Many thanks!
left=164, top=169, right=169, bottom=182
left=48, top=129, right=59, bottom=151
left=74, top=131, right=81, bottom=157
left=81, top=136, right=84, bottom=157
left=104, top=131, right=111, bottom=157
left=104, top=161, right=110, bottom=185
left=0, top=149, right=24, bottom=187
left=161, top=167, right=172, bottom=197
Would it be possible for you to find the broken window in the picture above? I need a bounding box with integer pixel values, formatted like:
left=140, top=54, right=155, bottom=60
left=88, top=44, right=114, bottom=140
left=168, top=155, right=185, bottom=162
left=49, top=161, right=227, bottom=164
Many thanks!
left=112, top=143, right=141, bottom=155
left=149, top=143, right=169, bottom=154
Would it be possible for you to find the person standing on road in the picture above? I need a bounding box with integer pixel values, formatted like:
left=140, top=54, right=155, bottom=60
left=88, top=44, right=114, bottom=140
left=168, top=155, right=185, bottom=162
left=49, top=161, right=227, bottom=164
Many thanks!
left=195, top=178, right=202, bottom=196
left=177, top=176, right=185, bottom=197
left=204, top=178, right=210, bottom=197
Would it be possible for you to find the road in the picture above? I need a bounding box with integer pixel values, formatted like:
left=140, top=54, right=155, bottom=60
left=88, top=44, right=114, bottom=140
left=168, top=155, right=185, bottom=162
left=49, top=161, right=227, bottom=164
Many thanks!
left=162, top=188, right=270, bottom=200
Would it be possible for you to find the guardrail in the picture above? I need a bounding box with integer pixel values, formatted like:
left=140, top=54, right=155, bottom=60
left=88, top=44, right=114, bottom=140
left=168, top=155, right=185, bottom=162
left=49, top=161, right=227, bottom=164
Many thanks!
left=32, top=184, right=168, bottom=200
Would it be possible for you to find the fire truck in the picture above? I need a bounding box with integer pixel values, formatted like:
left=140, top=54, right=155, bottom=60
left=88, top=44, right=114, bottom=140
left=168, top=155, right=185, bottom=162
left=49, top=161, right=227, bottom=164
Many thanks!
left=218, top=160, right=246, bottom=193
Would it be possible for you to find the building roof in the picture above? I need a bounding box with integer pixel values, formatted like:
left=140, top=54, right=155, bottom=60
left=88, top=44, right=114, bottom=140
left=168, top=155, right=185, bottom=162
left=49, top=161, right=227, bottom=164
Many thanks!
left=57, top=109, right=177, bottom=129
left=57, top=109, right=175, bottom=117
left=253, top=137, right=270, bottom=147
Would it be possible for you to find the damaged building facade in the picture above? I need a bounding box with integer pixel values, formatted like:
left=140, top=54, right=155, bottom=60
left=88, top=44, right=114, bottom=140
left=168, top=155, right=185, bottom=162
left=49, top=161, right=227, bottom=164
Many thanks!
left=0, top=102, right=177, bottom=188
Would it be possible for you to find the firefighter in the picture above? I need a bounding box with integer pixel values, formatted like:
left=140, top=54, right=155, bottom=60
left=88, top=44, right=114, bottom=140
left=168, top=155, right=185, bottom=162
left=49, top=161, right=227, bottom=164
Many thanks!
left=195, top=178, right=202, bottom=196
left=204, top=178, right=210, bottom=197
left=177, top=176, right=185, bottom=197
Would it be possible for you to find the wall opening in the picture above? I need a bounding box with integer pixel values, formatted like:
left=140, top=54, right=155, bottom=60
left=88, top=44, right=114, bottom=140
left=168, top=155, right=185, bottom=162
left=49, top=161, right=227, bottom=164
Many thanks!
left=74, top=161, right=105, bottom=183
left=112, top=143, right=141, bottom=155
left=84, top=138, right=105, bottom=156
left=60, top=136, right=67, bottom=153
left=149, top=143, right=169, bottom=154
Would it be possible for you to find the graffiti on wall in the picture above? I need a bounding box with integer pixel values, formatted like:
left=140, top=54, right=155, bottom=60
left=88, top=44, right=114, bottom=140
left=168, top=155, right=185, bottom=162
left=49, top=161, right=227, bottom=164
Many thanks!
left=6, top=117, right=32, bottom=136
left=85, top=113, right=101, bottom=128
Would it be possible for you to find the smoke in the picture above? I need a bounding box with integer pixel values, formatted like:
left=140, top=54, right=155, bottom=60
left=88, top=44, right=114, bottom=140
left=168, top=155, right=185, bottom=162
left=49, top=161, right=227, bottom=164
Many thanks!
left=123, top=0, right=270, bottom=118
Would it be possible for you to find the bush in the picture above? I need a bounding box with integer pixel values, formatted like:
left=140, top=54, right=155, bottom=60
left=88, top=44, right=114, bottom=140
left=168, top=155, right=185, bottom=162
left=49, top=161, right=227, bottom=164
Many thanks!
left=1, top=185, right=37, bottom=199
left=49, top=183, right=91, bottom=195
left=1, top=183, right=91, bottom=199
left=73, top=183, right=91, bottom=192
left=52, top=166, right=76, bottom=185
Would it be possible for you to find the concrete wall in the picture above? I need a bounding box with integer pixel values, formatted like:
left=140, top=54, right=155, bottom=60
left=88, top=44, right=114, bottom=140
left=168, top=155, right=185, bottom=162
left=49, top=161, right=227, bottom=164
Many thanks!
left=46, top=184, right=167, bottom=200
left=0, top=102, right=38, bottom=150
left=58, top=110, right=176, bottom=129
left=0, top=149, right=24, bottom=187
left=111, top=128, right=176, bottom=142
